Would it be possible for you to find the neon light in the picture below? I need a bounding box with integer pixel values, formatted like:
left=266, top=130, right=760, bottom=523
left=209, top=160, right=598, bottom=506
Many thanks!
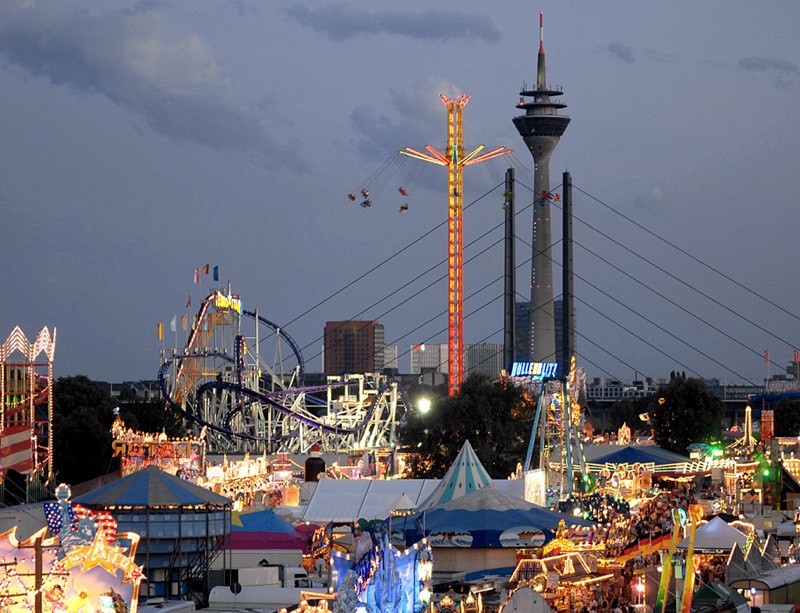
left=401, top=94, right=511, bottom=396
left=510, top=361, right=558, bottom=379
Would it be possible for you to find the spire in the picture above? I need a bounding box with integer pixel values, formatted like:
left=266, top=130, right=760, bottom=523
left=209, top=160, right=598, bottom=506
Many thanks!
left=537, top=11, right=547, bottom=89
left=539, top=11, right=545, bottom=55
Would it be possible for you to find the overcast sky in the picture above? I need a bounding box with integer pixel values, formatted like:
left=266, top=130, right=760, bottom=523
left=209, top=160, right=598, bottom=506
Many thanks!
left=1, top=1, right=798, bottom=386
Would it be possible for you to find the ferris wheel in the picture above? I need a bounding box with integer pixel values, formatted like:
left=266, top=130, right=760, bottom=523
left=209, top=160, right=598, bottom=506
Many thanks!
left=158, top=289, right=405, bottom=454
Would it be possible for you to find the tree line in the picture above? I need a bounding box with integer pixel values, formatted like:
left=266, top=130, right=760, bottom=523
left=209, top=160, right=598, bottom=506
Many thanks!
left=46, top=373, right=800, bottom=486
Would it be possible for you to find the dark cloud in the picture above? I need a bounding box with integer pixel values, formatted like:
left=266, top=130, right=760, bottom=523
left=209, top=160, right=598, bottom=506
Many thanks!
left=739, top=55, right=799, bottom=88
left=606, top=41, right=635, bottom=64
left=0, top=4, right=305, bottom=170
left=285, top=4, right=500, bottom=43
left=349, top=78, right=460, bottom=159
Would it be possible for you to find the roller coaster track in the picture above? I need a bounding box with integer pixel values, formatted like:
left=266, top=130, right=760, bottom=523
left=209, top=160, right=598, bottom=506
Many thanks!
left=159, top=290, right=405, bottom=454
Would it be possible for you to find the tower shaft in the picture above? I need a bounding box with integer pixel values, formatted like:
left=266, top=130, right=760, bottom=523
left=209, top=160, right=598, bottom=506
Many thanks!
left=513, top=11, right=570, bottom=363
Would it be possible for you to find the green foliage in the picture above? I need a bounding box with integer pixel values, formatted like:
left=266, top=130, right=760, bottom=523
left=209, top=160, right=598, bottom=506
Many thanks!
left=605, top=396, right=651, bottom=434
left=52, top=376, right=118, bottom=486
left=649, top=375, right=724, bottom=454
left=119, top=400, right=185, bottom=438
left=398, top=373, right=535, bottom=479
left=772, top=398, right=800, bottom=437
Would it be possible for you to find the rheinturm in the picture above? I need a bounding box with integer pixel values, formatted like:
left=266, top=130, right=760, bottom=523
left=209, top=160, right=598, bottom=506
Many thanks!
left=512, top=11, right=570, bottom=363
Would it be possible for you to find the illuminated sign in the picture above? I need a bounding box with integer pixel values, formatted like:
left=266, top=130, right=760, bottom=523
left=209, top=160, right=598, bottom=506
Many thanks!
left=214, top=292, right=242, bottom=314
left=509, top=362, right=558, bottom=379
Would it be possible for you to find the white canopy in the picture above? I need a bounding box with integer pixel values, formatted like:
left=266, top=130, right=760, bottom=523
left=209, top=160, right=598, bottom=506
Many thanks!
left=677, top=516, right=748, bottom=554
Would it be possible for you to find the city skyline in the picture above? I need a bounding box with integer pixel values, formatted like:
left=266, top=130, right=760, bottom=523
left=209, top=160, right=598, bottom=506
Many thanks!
left=1, top=2, right=798, bottom=386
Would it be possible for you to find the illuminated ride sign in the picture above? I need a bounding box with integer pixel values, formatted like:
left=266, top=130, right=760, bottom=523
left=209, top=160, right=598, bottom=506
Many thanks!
left=111, top=419, right=206, bottom=478
left=509, top=362, right=558, bottom=380
left=214, top=291, right=242, bottom=314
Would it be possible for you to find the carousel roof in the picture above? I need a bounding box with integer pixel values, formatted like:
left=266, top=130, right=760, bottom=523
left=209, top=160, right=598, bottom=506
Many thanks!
left=402, top=487, right=594, bottom=548
left=74, top=465, right=232, bottom=508
left=229, top=508, right=311, bottom=552
left=301, top=478, right=525, bottom=523
left=587, top=444, right=691, bottom=466
left=417, top=440, right=494, bottom=511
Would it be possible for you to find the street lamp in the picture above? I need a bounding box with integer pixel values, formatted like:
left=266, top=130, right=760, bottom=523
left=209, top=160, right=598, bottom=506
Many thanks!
left=418, top=398, right=432, bottom=414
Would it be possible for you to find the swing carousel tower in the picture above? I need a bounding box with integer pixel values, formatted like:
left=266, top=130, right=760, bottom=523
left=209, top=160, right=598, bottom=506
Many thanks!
left=513, top=12, right=570, bottom=363
left=400, top=94, right=511, bottom=396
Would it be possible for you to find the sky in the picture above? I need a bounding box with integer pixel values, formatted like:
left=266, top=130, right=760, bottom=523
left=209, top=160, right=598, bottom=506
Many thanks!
left=1, top=1, right=799, bottom=387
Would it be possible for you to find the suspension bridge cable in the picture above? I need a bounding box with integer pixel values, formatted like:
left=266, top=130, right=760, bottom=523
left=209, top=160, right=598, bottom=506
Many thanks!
left=515, top=175, right=779, bottom=376
left=573, top=184, right=800, bottom=344
left=277, top=181, right=507, bottom=337
left=572, top=238, right=768, bottom=373
left=515, top=213, right=758, bottom=383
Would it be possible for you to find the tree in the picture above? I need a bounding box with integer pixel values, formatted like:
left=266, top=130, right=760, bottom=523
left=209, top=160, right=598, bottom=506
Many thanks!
left=772, top=397, right=800, bottom=437
left=604, top=396, right=651, bottom=434
left=119, top=399, right=185, bottom=438
left=398, top=373, right=535, bottom=479
left=649, top=376, right=724, bottom=454
left=52, top=375, right=118, bottom=486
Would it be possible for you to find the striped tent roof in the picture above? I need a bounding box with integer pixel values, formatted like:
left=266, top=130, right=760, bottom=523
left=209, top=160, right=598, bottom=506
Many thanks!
left=74, top=465, right=232, bottom=508
left=417, top=440, right=493, bottom=510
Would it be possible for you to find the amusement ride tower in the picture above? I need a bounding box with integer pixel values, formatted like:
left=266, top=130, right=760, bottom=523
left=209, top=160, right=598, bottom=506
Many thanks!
left=401, top=94, right=510, bottom=396
left=513, top=12, right=570, bottom=363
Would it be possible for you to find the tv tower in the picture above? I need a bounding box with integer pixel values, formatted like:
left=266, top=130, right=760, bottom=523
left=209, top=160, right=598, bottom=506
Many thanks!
left=513, top=12, right=570, bottom=363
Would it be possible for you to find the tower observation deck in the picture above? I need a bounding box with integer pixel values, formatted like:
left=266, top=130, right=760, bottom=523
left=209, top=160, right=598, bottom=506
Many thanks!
left=513, top=12, right=570, bottom=363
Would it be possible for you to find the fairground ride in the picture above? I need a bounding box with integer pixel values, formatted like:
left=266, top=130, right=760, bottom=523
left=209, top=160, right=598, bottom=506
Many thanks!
left=521, top=356, right=589, bottom=497
left=158, top=289, right=407, bottom=455
left=400, top=93, right=511, bottom=397
left=0, top=326, right=56, bottom=502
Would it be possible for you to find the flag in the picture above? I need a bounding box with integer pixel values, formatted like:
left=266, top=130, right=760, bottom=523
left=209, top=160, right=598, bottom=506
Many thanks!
left=170, top=314, right=177, bottom=333
left=186, top=294, right=192, bottom=309
left=194, top=267, right=201, bottom=284
left=157, top=322, right=164, bottom=340
left=192, top=315, right=198, bottom=330
left=795, top=349, right=799, bottom=364
left=213, top=265, right=219, bottom=282
left=0, top=425, right=34, bottom=474
left=44, top=501, right=75, bottom=535
left=181, top=314, right=188, bottom=332
left=94, top=510, right=119, bottom=544
left=203, top=263, right=210, bottom=274
left=765, top=349, right=769, bottom=364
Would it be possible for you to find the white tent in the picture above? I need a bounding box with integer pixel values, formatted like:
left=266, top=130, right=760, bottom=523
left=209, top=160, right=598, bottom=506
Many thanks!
left=677, top=516, right=748, bottom=554
left=417, top=440, right=494, bottom=510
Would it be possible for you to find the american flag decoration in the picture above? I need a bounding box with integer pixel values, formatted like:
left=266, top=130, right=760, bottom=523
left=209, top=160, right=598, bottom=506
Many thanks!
left=94, top=510, right=119, bottom=544
left=43, top=501, right=74, bottom=535
left=72, top=504, right=118, bottom=544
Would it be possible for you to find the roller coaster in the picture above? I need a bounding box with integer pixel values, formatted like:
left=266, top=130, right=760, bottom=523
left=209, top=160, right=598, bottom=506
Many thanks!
left=158, top=289, right=407, bottom=455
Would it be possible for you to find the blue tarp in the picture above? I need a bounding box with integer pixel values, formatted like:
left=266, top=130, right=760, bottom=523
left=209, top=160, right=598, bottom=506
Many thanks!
left=74, top=465, right=232, bottom=507
left=232, top=508, right=295, bottom=533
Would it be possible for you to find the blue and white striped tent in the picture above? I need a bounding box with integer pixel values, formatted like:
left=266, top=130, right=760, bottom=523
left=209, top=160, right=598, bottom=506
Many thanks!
left=74, top=465, right=231, bottom=507
left=417, top=440, right=493, bottom=511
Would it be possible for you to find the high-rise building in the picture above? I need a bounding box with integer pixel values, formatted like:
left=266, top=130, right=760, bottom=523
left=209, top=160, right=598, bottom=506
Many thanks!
left=514, top=301, right=532, bottom=363
left=514, top=299, right=573, bottom=368
left=324, top=321, right=384, bottom=374
left=383, top=344, right=399, bottom=371
left=513, top=12, right=570, bottom=363
left=464, top=344, right=504, bottom=379
left=410, top=344, right=448, bottom=375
